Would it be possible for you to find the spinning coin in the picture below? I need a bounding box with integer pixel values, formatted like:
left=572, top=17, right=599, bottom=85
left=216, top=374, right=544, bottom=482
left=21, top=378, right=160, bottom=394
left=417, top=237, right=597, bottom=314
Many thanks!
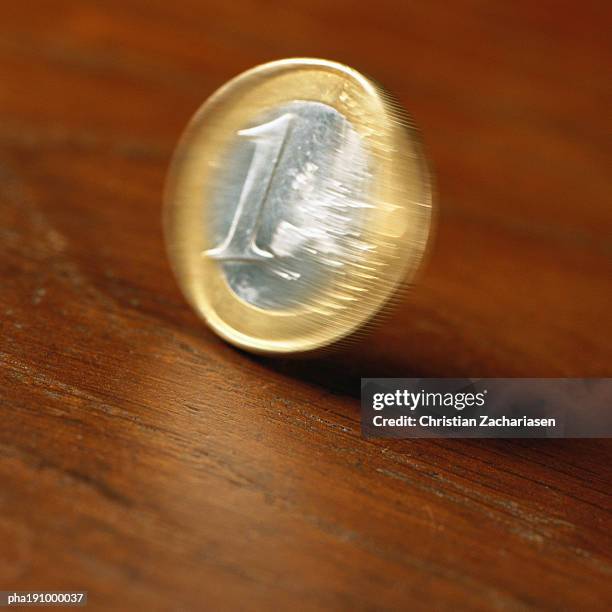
left=164, top=58, right=434, bottom=355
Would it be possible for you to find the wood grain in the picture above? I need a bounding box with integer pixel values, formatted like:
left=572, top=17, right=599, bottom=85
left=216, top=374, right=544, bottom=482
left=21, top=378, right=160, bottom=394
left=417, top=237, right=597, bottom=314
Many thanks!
left=0, top=1, right=611, bottom=609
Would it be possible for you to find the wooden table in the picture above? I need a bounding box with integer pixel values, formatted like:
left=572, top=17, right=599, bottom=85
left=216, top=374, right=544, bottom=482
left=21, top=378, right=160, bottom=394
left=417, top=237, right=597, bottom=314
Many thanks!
left=1, top=1, right=610, bottom=609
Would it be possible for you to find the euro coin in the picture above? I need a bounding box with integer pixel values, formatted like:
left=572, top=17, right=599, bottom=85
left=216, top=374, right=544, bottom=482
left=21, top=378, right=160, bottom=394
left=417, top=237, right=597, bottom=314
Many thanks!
left=164, top=58, right=434, bottom=355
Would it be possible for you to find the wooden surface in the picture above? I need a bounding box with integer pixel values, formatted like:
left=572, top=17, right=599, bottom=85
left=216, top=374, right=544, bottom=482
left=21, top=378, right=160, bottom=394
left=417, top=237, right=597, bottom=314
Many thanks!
left=1, top=1, right=611, bottom=609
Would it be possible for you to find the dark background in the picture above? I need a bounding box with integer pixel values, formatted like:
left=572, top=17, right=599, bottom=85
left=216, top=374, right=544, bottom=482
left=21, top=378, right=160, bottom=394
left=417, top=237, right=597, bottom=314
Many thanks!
left=1, top=1, right=611, bottom=610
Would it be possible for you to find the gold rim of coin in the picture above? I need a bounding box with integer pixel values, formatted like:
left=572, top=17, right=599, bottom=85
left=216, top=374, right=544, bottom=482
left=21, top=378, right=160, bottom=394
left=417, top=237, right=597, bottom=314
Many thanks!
left=164, top=58, right=434, bottom=355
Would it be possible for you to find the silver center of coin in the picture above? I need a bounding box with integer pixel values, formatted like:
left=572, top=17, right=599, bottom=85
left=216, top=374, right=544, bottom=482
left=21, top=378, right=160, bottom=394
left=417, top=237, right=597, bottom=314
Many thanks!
left=205, top=100, right=371, bottom=310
